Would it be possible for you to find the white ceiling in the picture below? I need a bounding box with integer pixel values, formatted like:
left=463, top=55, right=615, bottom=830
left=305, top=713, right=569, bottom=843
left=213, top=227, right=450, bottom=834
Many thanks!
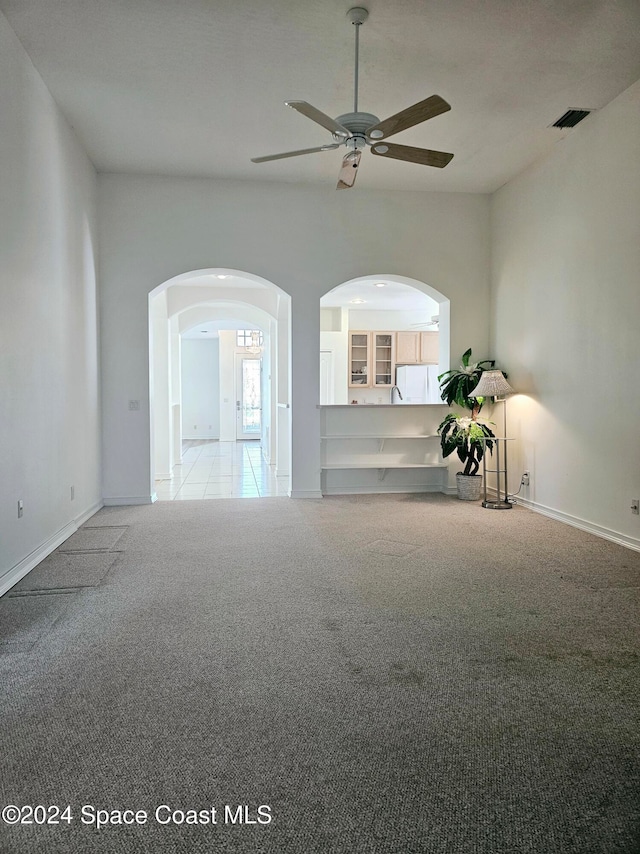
left=2, top=0, right=639, bottom=193
left=322, top=277, right=435, bottom=311
left=182, top=320, right=249, bottom=339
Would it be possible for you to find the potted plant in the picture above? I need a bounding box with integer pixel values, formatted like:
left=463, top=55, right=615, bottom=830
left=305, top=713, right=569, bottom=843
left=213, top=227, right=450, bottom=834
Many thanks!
left=437, top=349, right=500, bottom=500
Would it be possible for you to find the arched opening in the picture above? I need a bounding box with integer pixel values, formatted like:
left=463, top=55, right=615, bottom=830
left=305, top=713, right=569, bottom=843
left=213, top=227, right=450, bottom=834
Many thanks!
left=317, top=274, right=451, bottom=496
left=149, top=269, right=291, bottom=500
left=319, top=274, right=450, bottom=405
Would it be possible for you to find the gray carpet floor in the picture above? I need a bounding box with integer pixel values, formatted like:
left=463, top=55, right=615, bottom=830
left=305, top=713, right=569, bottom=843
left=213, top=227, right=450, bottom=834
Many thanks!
left=0, top=494, right=638, bottom=853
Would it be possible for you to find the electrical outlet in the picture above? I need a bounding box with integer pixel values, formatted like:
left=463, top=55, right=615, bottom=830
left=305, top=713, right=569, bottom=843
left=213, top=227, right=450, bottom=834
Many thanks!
left=70, top=485, right=75, bottom=501
left=128, top=400, right=140, bottom=411
left=17, top=500, right=24, bottom=518
left=521, top=471, right=530, bottom=486
left=632, top=499, right=639, bottom=515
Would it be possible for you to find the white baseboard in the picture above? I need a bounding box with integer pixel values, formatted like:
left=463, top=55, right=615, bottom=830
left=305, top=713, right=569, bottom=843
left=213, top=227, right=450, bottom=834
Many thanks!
left=182, top=435, right=219, bottom=441
left=514, top=497, right=640, bottom=553
left=289, top=489, right=323, bottom=499
left=0, top=523, right=75, bottom=597
left=0, top=499, right=98, bottom=598
left=75, top=500, right=104, bottom=527
left=103, top=495, right=156, bottom=506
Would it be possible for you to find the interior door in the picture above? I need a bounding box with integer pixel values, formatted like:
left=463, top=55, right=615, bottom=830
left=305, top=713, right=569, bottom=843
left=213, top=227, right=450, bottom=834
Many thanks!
left=236, top=356, right=262, bottom=440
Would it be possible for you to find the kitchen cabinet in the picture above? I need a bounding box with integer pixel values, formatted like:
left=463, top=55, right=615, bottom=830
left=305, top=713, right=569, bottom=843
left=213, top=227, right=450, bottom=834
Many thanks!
left=419, top=331, right=439, bottom=363
left=395, top=331, right=421, bottom=364
left=349, top=332, right=370, bottom=386
left=395, top=331, right=439, bottom=365
left=349, top=332, right=395, bottom=388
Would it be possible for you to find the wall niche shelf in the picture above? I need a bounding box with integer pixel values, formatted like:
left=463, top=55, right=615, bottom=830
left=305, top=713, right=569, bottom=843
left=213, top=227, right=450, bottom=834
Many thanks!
left=319, top=405, right=450, bottom=495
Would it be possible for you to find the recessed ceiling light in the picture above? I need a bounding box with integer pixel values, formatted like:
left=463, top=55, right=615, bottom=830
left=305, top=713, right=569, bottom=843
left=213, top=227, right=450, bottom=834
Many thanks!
left=350, top=298, right=366, bottom=304
left=374, top=282, right=386, bottom=288
left=215, top=274, right=229, bottom=280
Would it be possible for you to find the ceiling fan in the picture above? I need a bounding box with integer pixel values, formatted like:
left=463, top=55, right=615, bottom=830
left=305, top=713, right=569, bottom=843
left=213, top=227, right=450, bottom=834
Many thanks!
left=251, top=7, right=454, bottom=189
left=411, top=315, right=440, bottom=329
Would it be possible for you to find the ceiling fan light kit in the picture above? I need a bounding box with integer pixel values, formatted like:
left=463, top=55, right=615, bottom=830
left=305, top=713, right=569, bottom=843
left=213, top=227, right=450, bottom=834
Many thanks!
left=251, top=7, right=454, bottom=190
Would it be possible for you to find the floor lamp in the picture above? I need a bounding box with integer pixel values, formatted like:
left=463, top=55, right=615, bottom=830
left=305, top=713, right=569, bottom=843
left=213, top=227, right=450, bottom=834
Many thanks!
left=469, top=370, right=515, bottom=510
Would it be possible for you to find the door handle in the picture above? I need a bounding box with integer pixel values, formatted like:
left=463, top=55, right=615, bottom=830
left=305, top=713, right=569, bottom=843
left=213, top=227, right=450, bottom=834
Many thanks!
left=236, top=400, right=241, bottom=410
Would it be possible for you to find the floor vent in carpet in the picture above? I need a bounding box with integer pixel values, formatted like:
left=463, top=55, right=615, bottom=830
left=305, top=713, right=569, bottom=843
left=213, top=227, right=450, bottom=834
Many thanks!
left=365, top=539, right=420, bottom=557
left=59, top=525, right=128, bottom=552
left=7, top=552, right=120, bottom=594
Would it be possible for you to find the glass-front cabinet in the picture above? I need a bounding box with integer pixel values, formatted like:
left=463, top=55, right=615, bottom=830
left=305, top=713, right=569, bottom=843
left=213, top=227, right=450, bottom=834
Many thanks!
left=349, top=332, right=369, bottom=386
left=349, top=332, right=395, bottom=388
left=373, top=333, right=393, bottom=385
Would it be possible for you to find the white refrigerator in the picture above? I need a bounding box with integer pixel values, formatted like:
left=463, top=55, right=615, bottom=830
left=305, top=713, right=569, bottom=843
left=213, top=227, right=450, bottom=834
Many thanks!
left=395, top=364, right=441, bottom=404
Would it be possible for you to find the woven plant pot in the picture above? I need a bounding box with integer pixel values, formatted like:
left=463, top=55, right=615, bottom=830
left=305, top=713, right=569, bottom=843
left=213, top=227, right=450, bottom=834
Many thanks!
left=456, top=473, right=483, bottom=501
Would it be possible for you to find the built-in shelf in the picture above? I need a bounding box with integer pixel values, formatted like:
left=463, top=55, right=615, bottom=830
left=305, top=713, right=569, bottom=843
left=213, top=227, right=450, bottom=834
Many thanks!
left=321, top=462, right=447, bottom=470
left=322, top=433, right=439, bottom=453
left=321, top=434, right=437, bottom=439
left=321, top=461, right=447, bottom=482
left=319, top=402, right=450, bottom=495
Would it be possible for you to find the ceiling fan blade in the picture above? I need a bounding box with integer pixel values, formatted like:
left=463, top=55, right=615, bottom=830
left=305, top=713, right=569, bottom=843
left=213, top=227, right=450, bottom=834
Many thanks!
left=251, top=143, right=341, bottom=163
left=370, top=142, right=454, bottom=168
left=336, top=150, right=361, bottom=190
left=367, top=95, right=451, bottom=140
left=285, top=101, right=352, bottom=138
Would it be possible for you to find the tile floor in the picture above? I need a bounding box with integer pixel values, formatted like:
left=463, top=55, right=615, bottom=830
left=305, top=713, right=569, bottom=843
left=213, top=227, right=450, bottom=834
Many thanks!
left=154, top=440, right=289, bottom=501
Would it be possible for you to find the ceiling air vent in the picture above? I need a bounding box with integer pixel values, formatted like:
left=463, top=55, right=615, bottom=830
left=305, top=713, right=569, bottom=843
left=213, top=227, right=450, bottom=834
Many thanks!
left=551, top=109, right=593, bottom=129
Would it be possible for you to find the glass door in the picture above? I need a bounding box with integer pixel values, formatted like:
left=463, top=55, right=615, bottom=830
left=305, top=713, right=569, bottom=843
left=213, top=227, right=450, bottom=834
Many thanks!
left=236, top=357, right=262, bottom=439
left=373, top=333, right=394, bottom=386
left=349, top=332, right=370, bottom=387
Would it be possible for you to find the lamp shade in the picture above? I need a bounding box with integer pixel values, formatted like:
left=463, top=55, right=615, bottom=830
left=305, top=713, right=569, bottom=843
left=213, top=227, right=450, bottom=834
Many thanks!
left=469, top=370, right=514, bottom=399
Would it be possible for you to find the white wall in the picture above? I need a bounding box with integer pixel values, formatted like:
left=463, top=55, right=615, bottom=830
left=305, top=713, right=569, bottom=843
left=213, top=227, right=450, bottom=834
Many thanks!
left=218, top=331, right=236, bottom=442
left=0, top=11, right=101, bottom=588
left=181, top=338, right=220, bottom=440
left=347, top=308, right=439, bottom=331
left=320, top=331, right=348, bottom=404
left=98, top=176, right=490, bottom=500
left=151, top=290, right=173, bottom=477
left=491, top=79, right=640, bottom=549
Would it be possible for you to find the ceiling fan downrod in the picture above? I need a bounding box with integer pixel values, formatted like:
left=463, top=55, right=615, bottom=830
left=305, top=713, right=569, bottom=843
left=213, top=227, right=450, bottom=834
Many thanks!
left=347, top=7, right=369, bottom=114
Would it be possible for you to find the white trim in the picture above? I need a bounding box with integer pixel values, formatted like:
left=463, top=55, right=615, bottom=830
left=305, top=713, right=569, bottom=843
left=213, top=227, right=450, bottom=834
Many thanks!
left=3, top=526, right=63, bottom=596
left=74, top=500, right=104, bottom=527
left=103, top=495, right=157, bottom=506
left=154, top=471, right=173, bottom=480
left=514, top=497, right=640, bottom=553
left=289, top=489, right=324, bottom=499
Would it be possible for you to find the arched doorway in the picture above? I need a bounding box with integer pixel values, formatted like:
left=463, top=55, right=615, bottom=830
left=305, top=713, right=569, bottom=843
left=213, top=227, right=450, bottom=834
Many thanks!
left=319, top=274, right=450, bottom=405
left=317, top=274, right=451, bottom=496
left=149, top=269, right=291, bottom=500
